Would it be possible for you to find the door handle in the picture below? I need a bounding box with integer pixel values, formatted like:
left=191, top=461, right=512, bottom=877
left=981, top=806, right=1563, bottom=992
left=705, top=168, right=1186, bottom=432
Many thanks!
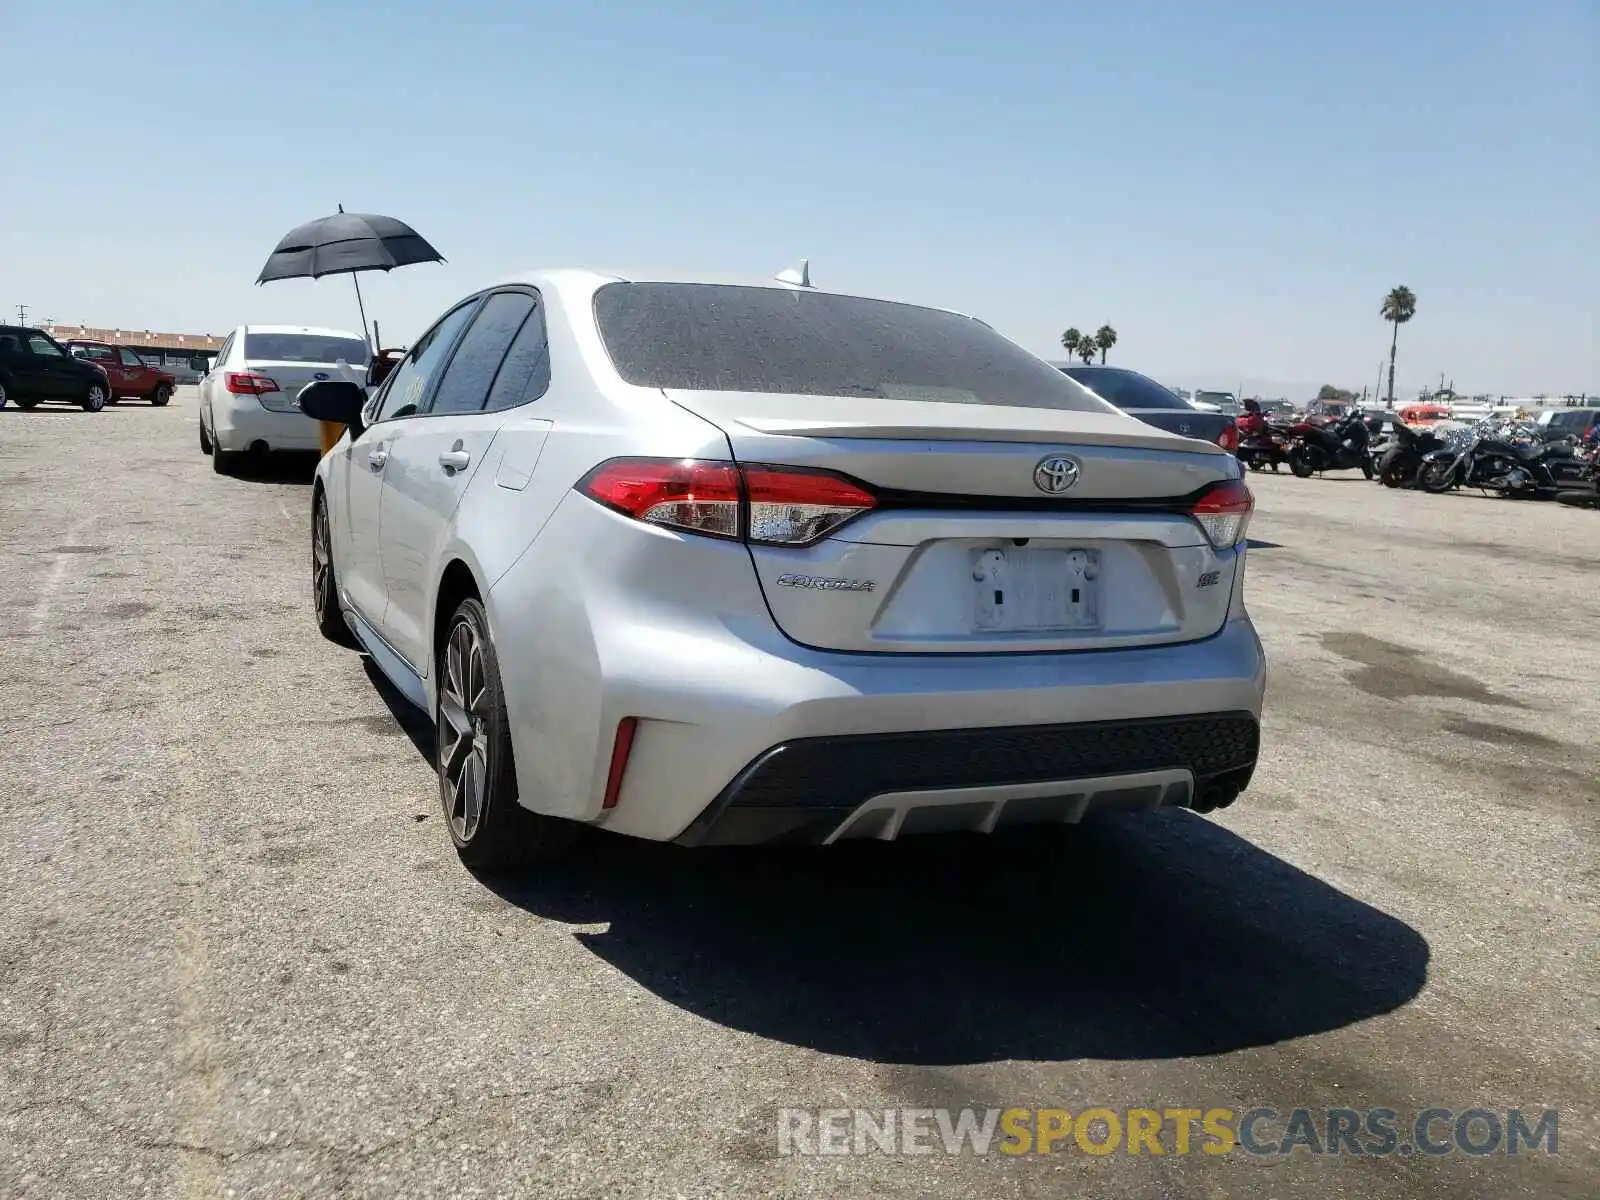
left=366, top=447, right=388, bottom=470
left=438, top=449, right=471, bottom=473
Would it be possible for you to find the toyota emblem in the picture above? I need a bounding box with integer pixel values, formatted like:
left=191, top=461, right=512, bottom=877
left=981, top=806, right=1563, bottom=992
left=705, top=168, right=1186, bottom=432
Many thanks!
left=1033, top=454, right=1082, bottom=494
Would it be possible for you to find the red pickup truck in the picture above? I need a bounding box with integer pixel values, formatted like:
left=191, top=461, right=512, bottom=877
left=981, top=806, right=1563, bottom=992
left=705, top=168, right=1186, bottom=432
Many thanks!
left=64, top=341, right=176, bottom=406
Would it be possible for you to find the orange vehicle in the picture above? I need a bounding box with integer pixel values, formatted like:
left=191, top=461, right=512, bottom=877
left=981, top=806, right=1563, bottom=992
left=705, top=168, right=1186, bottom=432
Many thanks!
left=1398, top=402, right=1452, bottom=427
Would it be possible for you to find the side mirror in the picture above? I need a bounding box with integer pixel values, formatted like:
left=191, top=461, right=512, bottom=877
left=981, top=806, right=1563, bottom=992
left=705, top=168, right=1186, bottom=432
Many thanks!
left=190, top=357, right=208, bottom=373
left=297, top=379, right=367, bottom=434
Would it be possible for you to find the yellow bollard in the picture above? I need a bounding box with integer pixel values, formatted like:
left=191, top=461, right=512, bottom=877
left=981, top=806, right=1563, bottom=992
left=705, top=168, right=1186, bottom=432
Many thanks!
left=317, top=420, right=343, bottom=457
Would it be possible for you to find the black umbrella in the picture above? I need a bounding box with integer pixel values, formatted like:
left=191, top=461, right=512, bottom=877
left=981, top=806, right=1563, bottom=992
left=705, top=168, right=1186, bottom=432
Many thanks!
left=255, top=205, right=444, bottom=348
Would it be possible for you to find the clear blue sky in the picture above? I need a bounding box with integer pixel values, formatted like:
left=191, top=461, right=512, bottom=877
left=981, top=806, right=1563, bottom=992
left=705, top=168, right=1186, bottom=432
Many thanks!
left=3, top=0, right=1594, bottom=397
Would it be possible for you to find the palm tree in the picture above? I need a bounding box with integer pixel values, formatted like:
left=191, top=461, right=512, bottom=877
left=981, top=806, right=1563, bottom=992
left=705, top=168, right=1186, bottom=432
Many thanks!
left=1094, top=324, right=1117, bottom=364
left=1060, top=327, right=1083, bottom=357
left=1380, top=286, right=1417, bottom=404
left=1074, top=337, right=1098, bottom=365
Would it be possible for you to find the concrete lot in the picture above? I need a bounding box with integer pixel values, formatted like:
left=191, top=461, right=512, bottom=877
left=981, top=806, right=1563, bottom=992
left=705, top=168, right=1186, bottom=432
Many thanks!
left=1, top=388, right=1595, bottom=1199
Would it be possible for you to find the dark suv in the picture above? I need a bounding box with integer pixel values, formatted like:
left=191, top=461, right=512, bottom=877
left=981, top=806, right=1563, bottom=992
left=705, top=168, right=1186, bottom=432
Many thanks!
left=0, top=326, right=113, bottom=411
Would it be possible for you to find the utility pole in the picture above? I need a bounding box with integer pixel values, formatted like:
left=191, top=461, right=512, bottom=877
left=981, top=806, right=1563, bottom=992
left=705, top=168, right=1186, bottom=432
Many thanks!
left=15, top=304, right=27, bottom=326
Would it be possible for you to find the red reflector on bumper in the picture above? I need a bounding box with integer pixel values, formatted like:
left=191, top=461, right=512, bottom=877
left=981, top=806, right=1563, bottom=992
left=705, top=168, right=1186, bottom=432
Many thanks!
left=602, top=717, right=638, bottom=809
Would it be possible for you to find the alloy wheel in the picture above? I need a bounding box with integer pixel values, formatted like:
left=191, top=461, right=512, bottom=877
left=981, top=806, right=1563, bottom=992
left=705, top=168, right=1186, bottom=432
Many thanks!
left=312, top=503, right=333, bottom=619
left=439, top=620, right=491, bottom=842
left=85, top=385, right=106, bottom=411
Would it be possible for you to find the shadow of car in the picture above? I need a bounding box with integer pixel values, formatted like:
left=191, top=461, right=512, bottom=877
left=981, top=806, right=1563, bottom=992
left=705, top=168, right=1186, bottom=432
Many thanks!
left=468, top=811, right=1428, bottom=1065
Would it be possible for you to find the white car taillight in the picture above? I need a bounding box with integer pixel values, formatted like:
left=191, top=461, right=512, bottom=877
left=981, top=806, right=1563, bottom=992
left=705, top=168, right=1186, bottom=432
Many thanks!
left=1189, top=479, right=1253, bottom=549
left=225, top=372, right=280, bottom=396
left=578, top=458, right=877, bottom=547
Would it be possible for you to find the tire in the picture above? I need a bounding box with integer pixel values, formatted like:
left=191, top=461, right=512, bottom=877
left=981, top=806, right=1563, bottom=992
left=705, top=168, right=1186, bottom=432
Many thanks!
left=311, top=492, right=358, bottom=648
left=0, top=379, right=8, bottom=409
left=81, top=383, right=107, bottom=412
left=1555, top=490, right=1598, bottom=510
left=1287, top=446, right=1317, bottom=478
left=150, top=384, right=171, bottom=407
left=436, top=596, right=578, bottom=872
left=1419, top=461, right=1458, bottom=494
left=198, top=416, right=212, bottom=454
left=211, top=434, right=240, bottom=475
left=1378, top=447, right=1411, bottom=488
left=14, top=395, right=39, bottom=410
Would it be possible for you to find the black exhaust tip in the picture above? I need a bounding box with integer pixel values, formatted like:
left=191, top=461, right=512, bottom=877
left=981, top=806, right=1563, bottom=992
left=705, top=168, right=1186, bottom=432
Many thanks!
left=1192, top=779, right=1242, bottom=814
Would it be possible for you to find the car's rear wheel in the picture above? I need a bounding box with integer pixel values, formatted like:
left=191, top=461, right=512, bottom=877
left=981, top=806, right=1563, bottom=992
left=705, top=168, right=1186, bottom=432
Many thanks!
left=211, top=430, right=240, bottom=475
left=151, top=384, right=171, bottom=407
left=81, top=383, right=107, bottom=412
left=437, top=597, right=577, bottom=871
left=198, top=416, right=212, bottom=454
left=312, top=493, right=357, bottom=647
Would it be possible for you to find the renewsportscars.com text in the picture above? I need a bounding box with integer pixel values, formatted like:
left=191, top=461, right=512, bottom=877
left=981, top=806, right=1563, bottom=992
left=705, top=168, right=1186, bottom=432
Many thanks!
left=777, top=1106, right=1559, bottom=1158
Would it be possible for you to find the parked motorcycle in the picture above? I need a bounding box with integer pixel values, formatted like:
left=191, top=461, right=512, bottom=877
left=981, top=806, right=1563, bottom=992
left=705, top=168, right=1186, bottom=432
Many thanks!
left=1418, top=421, right=1591, bottom=498
left=1286, top=410, right=1374, bottom=479
left=1376, top=421, right=1449, bottom=488
left=1234, top=408, right=1292, bottom=472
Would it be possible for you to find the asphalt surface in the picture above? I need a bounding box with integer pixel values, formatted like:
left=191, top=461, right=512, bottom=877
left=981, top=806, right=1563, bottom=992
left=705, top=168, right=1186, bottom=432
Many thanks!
left=1, top=389, right=1595, bottom=1199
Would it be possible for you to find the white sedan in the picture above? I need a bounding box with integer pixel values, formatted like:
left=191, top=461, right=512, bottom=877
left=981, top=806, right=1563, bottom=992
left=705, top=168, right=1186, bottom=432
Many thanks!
left=198, top=325, right=369, bottom=473
left=298, top=270, right=1265, bottom=870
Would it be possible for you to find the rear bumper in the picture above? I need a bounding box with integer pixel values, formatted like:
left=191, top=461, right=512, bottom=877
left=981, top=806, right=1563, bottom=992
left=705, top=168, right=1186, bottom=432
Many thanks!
left=211, top=394, right=322, bottom=452
left=677, top=711, right=1260, bottom=846
left=489, top=495, right=1267, bottom=844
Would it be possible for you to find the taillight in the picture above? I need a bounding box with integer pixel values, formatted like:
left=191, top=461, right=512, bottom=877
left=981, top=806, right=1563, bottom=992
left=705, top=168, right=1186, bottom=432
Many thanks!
left=743, top=465, right=877, bottom=544
left=225, top=372, right=279, bottom=396
left=1217, top=423, right=1238, bottom=451
left=577, top=458, right=876, bottom=546
left=579, top=459, right=742, bottom=539
left=1189, top=479, right=1253, bottom=549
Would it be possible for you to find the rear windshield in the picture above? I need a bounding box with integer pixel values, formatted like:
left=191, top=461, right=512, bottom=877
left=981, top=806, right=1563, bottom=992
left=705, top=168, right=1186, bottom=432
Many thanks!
left=1060, top=367, right=1193, bottom=411
left=592, top=283, right=1111, bottom=411
left=244, top=333, right=369, bottom=364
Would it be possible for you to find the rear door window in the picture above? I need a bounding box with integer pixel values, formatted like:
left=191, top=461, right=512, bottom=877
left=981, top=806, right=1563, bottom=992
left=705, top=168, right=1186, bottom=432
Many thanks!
left=484, top=296, right=551, bottom=411
left=426, top=292, right=537, bottom=415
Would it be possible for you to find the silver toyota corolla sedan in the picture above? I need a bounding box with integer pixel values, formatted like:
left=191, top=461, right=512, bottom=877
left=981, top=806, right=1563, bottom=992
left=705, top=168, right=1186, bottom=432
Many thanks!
left=299, top=270, right=1266, bottom=869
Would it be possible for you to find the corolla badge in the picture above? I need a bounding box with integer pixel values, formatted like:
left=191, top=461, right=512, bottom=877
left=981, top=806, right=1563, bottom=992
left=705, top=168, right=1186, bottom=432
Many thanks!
left=776, top=574, right=876, bottom=593
left=1033, top=454, right=1082, bottom=494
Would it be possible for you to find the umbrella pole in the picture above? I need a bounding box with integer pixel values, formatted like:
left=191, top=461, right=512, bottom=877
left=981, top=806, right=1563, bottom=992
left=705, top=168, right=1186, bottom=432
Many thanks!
left=350, top=273, right=373, bottom=350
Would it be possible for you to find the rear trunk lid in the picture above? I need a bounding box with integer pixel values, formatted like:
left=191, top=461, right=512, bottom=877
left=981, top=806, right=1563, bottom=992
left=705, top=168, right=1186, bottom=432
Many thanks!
left=1122, top=407, right=1235, bottom=448
left=666, top=389, right=1245, bottom=655
left=244, top=359, right=365, bottom=413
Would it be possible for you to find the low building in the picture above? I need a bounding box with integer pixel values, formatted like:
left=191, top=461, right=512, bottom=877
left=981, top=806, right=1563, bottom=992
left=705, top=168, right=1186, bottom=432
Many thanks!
left=42, top=324, right=224, bottom=382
